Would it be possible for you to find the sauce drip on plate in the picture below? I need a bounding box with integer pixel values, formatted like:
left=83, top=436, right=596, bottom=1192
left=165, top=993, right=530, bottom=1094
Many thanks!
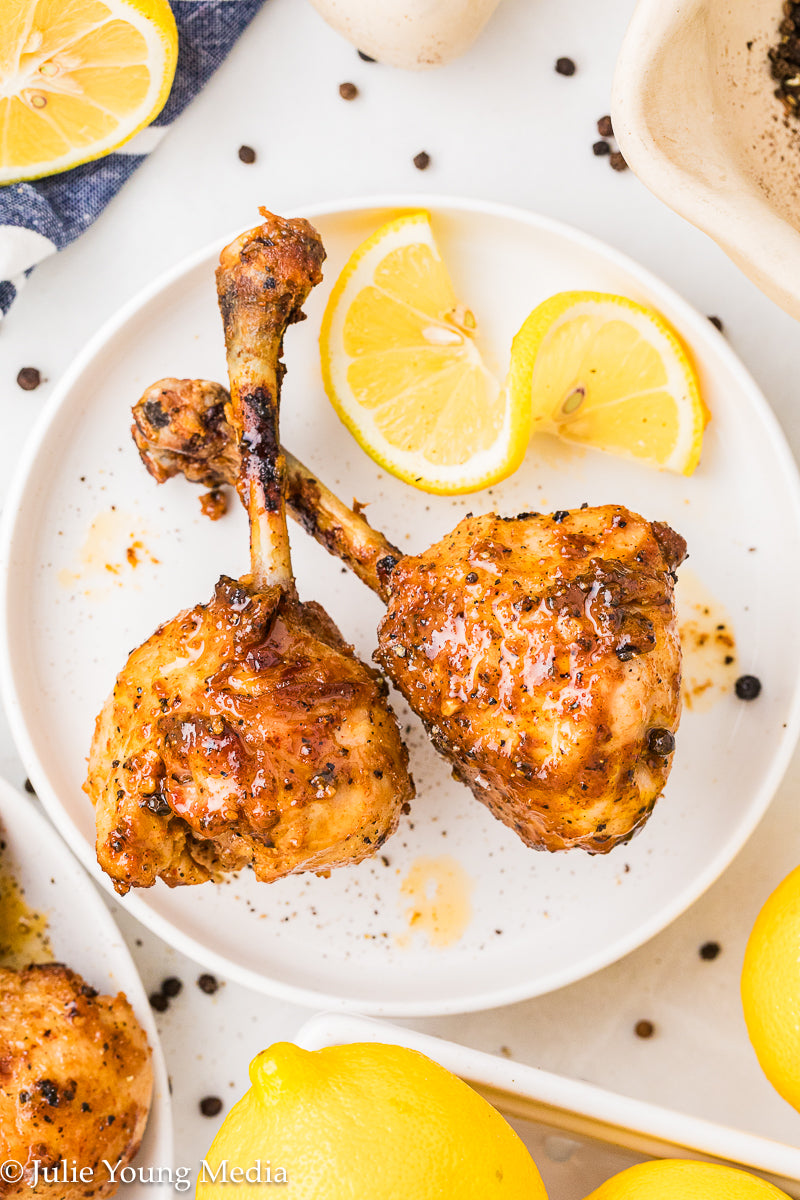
left=398, top=855, right=473, bottom=948
left=0, top=832, right=51, bottom=967
left=676, top=568, right=738, bottom=712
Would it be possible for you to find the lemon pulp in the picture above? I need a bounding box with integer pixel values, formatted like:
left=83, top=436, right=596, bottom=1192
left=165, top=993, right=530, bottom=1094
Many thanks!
left=0, top=0, right=178, bottom=184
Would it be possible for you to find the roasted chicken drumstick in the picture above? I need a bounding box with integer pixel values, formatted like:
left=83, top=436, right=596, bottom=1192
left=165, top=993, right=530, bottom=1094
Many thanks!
left=86, top=213, right=412, bottom=895
left=133, top=378, right=686, bottom=855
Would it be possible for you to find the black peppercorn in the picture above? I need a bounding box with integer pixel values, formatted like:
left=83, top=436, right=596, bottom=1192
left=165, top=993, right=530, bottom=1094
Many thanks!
left=735, top=674, right=761, bottom=700
left=198, top=973, right=219, bottom=994
left=555, top=57, right=576, bottom=76
left=648, top=727, right=675, bottom=756
left=149, top=992, right=169, bottom=1012
left=597, top=114, right=613, bottom=137
left=593, top=140, right=611, bottom=156
left=200, top=1096, right=223, bottom=1117
left=700, top=941, right=721, bottom=960
left=238, top=145, right=256, bottom=164
left=635, top=1019, right=655, bottom=1038
left=17, top=367, right=41, bottom=390
left=162, top=976, right=182, bottom=997
left=413, top=151, right=431, bottom=170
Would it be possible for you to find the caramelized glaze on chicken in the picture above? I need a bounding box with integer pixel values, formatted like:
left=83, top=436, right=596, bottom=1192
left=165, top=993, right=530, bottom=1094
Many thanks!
left=0, top=964, right=152, bottom=1198
left=86, top=212, right=412, bottom=894
left=376, top=506, right=685, bottom=852
left=89, top=574, right=412, bottom=890
left=131, top=380, right=686, bottom=855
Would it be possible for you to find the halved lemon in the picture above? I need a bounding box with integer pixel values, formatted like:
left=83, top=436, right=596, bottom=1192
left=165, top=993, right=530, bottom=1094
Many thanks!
left=320, top=211, right=530, bottom=495
left=0, top=0, right=178, bottom=185
left=508, top=291, right=709, bottom=475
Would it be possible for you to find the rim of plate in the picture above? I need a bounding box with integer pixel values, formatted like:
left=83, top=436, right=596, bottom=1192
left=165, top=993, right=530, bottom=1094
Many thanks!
left=0, top=774, right=173, bottom=1168
left=3, top=193, right=800, bottom=1016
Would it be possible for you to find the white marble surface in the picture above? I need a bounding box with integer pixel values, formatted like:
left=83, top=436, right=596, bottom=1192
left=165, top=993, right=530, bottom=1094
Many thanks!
left=3, top=0, right=800, bottom=1177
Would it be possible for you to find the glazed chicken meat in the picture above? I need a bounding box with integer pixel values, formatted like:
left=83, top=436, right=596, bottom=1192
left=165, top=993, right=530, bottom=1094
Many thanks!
left=0, top=964, right=152, bottom=1199
left=86, top=211, right=413, bottom=894
left=132, top=377, right=687, bottom=854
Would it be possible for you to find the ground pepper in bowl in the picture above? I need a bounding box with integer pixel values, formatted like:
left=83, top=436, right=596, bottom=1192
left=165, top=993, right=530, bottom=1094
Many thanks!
left=770, top=2, right=800, bottom=113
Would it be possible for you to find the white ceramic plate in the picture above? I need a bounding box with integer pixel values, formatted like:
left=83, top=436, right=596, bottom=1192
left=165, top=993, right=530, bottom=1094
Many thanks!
left=2, top=196, right=800, bottom=1016
left=0, top=776, right=173, bottom=1195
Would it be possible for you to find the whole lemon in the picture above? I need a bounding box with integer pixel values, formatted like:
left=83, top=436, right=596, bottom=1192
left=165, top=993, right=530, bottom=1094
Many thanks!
left=741, top=864, right=800, bottom=1110
left=583, top=1159, right=791, bottom=1200
left=196, top=1041, right=547, bottom=1198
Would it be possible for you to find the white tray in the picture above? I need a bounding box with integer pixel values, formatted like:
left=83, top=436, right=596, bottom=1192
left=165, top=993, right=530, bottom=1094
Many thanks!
left=297, top=1014, right=800, bottom=1197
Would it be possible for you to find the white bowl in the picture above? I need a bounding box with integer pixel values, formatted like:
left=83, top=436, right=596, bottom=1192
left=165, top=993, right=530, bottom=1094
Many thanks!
left=612, top=0, right=800, bottom=321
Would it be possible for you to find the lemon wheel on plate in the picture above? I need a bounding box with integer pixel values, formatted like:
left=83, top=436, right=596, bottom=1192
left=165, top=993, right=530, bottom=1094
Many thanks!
left=320, top=211, right=531, bottom=495
left=0, top=0, right=178, bottom=185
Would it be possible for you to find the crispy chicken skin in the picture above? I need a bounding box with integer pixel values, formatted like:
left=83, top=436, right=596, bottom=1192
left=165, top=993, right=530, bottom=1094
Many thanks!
left=0, top=964, right=152, bottom=1198
left=376, top=506, right=685, bottom=853
left=87, top=211, right=412, bottom=894
left=132, top=378, right=235, bottom=489
left=88, top=576, right=412, bottom=891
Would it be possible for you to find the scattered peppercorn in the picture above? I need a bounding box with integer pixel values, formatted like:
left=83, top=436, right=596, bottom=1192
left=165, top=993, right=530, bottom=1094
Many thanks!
left=648, top=727, right=675, bottom=756
left=708, top=315, right=724, bottom=332
left=198, top=973, right=219, bottom=994
left=162, top=976, right=182, bottom=998
left=609, top=151, right=628, bottom=172
left=413, top=151, right=431, bottom=170
left=357, top=49, right=376, bottom=62
left=700, top=941, right=721, bottom=960
left=634, top=1019, right=655, bottom=1039
left=149, top=992, right=169, bottom=1013
left=23, top=778, right=35, bottom=794
left=593, top=140, right=611, bottom=156
left=555, top=57, right=576, bottom=76
left=339, top=82, right=358, bottom=100
left=597, top=114, right=614, bottom=138
left=200, top=1096, right=223, bottom=1117
left=237, top=145, right=256, bottom=164
left=17, top=367, right=41, bottom=390
left=735, top=674, right=762, bottom=700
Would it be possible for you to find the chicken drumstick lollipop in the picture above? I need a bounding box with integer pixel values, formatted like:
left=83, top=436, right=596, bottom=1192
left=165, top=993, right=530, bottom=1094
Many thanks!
left=133, top=376, right=686, bottom=856
left=86, top=213, right=413, bottom=895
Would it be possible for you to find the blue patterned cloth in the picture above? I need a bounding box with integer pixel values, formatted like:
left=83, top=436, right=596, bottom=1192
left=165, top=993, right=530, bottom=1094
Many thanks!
left=0, top=0, right=266, bottom=315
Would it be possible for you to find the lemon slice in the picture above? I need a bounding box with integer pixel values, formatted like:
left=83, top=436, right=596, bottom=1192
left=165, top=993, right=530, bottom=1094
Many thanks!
left=0, top=0, right=178, bottom=185
left=509, top=291, right=708, bottom=475
left=320, top=211, right=530, bottom=495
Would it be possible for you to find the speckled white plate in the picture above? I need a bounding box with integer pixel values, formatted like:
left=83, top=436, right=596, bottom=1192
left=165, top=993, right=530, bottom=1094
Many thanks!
left=3, top=196, right=800, bottom=1016
left=0, top=776, right=173, bottom=1195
